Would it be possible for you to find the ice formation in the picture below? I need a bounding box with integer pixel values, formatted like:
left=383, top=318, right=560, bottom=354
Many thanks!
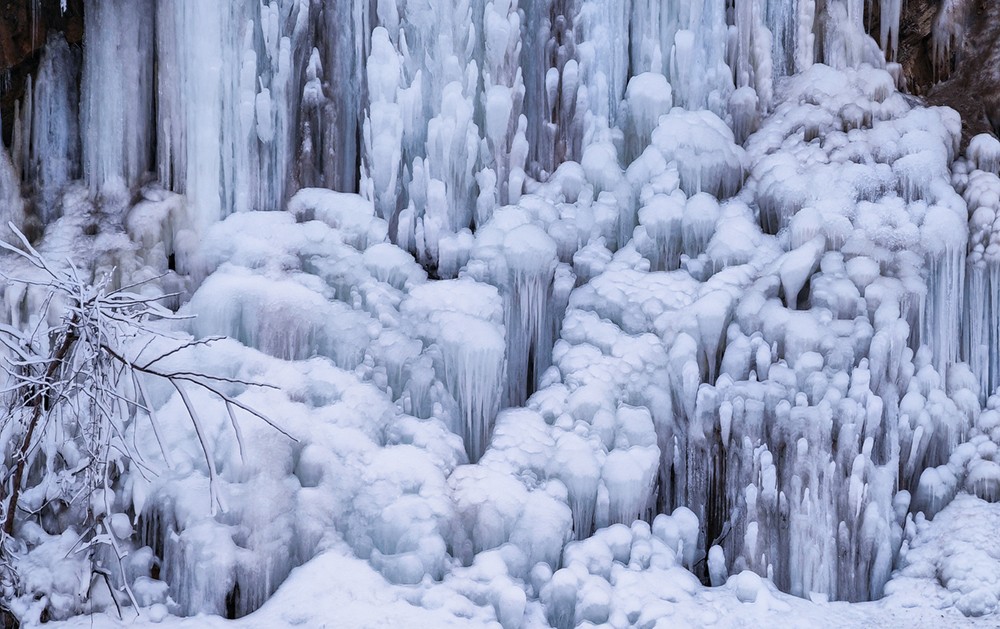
left=1, top=0, right=999, bottom=627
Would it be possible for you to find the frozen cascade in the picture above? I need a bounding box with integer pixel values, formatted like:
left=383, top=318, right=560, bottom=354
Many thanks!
left=4, top=0, right=1000, bottom=626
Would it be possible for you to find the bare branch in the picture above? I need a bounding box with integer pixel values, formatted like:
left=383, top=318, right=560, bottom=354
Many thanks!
left=132, top=373, right=173, bottom=469
left=106, top=272, right=171, bottom=297
left=225, top=401, right=247, bottom=467
left=140, top=336, right=227, bottom=370
left=172, top=381, right=220, bottom=516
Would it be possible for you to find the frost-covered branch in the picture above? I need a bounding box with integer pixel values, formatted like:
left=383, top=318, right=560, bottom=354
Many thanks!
left=0, top=223, right=288, bottom=619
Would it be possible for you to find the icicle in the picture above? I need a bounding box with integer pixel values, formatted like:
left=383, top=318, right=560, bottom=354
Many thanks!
left=879, top=0, right=901, bottom=61
left=931, top=0, right=973, bottom=79
left=0, top=123, right=25, bottom=233
left=481, top=0, right=526, bottom=212
left=438, top=313, right=507, bottom=462
left=503, top=224, right=559, bottom=406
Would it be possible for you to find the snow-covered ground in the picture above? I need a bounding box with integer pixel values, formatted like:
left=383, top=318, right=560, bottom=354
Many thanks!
left=2, top=0, right=1000, bottom=628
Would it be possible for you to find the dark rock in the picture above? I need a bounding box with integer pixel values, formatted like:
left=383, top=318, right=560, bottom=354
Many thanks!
left=0, top=0, right=83, bottom=146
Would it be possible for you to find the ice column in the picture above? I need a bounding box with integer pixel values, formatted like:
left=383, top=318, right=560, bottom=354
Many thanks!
left=734, top=0, right=774, bottom=113
left=503, top=224, right=559, bottom=406
left=26, top=35, right=80, bottom=218
left=81, top=0, right=155, bottom=194
left=521, top=0, right=582, bottom=178
left=361, top=27, right=409, bottom=226
left=575, top=0, right=632, bottom=138
left=879, top=0, right=901, bottom=61
left=667, top=0, right=734, bottom=115
left=155, top=0, right=237, bottom=228
left=439, top=313, right=507, bottom=462
left=157, top=0, right=314, bottom=227
left=963, top=166, right=1000, bottom=399
left=0, top=124, right=25, bottom=232
left=480, top=0, right=528, bottom=220
left=629, top=0, right=681, bottom=76
left=310, top=0, right=370, bottom=193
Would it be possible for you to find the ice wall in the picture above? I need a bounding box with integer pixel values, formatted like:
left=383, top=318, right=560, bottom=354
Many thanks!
left=0, top=0, right=997, bottom=624
left=7, top=0, right=903, bottom=244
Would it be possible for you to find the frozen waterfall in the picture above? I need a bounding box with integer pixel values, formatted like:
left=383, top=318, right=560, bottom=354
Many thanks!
left=1, top=0, right=999, bottom=627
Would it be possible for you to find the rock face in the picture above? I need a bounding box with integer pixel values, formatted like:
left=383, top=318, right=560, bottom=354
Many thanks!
left=0, top=0, right=83, bottom=145
left=888, top=0, right=1000, bottom=143
left=925, top=0, right=1000, bottom=143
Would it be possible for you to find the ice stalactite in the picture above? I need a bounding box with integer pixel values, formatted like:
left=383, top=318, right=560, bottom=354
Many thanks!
left=415, top=82, right=481, bottom=263
left=0, top=121, right=25, bottom=232
left=668, top=0, right=733, bottom=116
left=521, top=0, right=581, bottom=179
left=636, top=192, right=684, bottom=272
left=574, top=0, right=631, bottom=141
left=621, top=73, right=672, bottom=165
left=920, top=206, right=966, bottom=374
left=793, top=0, right=816, bottom=73
left=361, top=27, right=411, bottom=227
left=156, top=0, right=315, bottom=230
left=27, top=34, right=79, bottom=219
left=369, top=0, right=484, bottom=266
left=437, top=313, right=508, bottom=462
left=878, top=0, right=902, bottom=61
left=628, top=0, right=678, bottom=77
left=479, top=0, right=528, bottom=220
left=763, top=0, right=797, bottom=77
left=627, top=0, right=737, bottom=118
left=931, top=0, right=973, bottom=80
left=959, top=147, right=1000, bottom=401
left=81, top=0, right=155, bottom=195
left=402, top=279, right=508, bottom=463
left=729, top=0, right=776, bottom=145
left=296, top=48, right=330, bottom=191
left=501, top=224, right=559, bottom=406
left=155, top=0, right=238, bottom=232
left=820, top=0, right=885, bottom=70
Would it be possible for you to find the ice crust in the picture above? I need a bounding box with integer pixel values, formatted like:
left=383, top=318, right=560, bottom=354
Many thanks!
left=3, top=1, right=1000, bottom=628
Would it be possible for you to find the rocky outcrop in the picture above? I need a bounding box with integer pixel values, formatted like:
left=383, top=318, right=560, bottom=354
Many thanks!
left=887, top=0, right=1000, bottom=143
left=0, top=0, right=83, bottom=145
left=924, top=0, right=1000, bottom=142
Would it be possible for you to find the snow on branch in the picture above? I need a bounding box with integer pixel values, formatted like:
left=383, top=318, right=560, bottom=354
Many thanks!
left=0, top=223, right=290, bottom=619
